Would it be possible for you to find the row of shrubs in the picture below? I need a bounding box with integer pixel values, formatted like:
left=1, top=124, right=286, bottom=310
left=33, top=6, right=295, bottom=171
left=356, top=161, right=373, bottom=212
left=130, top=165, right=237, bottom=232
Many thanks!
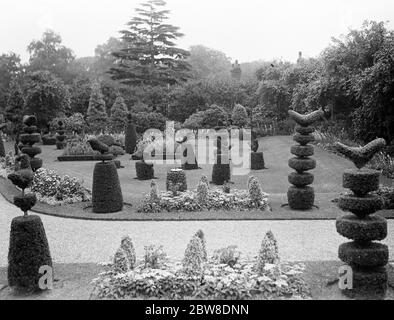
left=91, top=231, right=310, bottom=300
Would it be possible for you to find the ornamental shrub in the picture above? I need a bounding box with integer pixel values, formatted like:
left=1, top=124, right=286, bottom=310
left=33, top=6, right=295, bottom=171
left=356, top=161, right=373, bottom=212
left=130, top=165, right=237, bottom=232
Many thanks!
left=248, top=176, right=264, bottom=204
left=183, top=235, right=204, bottom=274
left=144, top=245, right=167, bottom=269
left=256, top=231, right=280, bottom=274
left=113, top=247, right=130, bottom=274
left=87, top=82, right=108, bottom=133
left=195, top=230, right=207, bottom=262
left=212, top=246, right=241, bottom=267
left=231, top=104, right=248, bottom=127
left=196, top=180, right=209, bottom=205
left=150, top=180, right=160, bottom=202
left=166, top=169, right=187, bottom=192
left=125, top=115, right=137, bottom=154
left=110, top=94, right=128, bottom=133
left=120, top=236, right=136, bottom=269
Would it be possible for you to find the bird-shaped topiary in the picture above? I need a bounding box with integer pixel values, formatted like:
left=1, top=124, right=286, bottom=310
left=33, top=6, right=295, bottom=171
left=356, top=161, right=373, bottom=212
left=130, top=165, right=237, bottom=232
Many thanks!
left=286, top=109, right=324, bottom=210
left=88, top=138, right=123, bottom=213
left=335, top=138, right=389, bottom=297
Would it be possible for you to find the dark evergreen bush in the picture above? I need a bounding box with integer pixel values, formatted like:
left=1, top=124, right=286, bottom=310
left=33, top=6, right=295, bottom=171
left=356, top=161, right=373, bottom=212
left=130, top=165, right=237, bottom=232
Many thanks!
left=136, top=161, right=154, bottom=180
left=338, top=242, right=388, bottom=268
left=251, top=152, right=265, bottom=170
left=41, top=135, right=56, bottom=146
left=212, top=164, right=231, bottom=185
left=92, top=162, right=124, bottom=213
left=55, top=120, right=67, bottom=150
left=166, top=169, right=187, bottom=192
left=336, top=215, right=387, bottom=242
left=8, top=215, right=52, bottom=291
left=287, top=186, right=315, bottom=210
left=125, top=114, right=138, bottom=154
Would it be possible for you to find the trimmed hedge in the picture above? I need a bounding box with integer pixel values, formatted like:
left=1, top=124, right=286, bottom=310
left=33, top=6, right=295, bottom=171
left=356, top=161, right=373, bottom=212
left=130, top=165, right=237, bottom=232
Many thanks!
left=288, top=157, right=316, bottom=172
left=136, top=161, right=155, bottom=180
left=287, top=186, right=315, bottom=210
left=291, top=145, right=314, bottom=158
left=338, top=195, right=383, bottom=218
left=42, top=135, right=56, bottom=146
left=293, top=134, right=315, bottom=146
left=166, top=169, right=187, bottom=192
left=29, top=158, right=43, bottom=172
left=251, top=152, right=265, bottom=170
left=19, top=133, right=41, bottom=145
left=342, top=267, right=387, bottom=296
left=288, top=172, right=314, bottom=187
left=338, top=242, right=388, bottom=268
left=8, top=215, right=52, bottom=291
left=14, top=194, right=37, bottom=213
left=336, top=215, right=387, bottom=242
left=21, top=146, right=41, bottom=158
left=92, top=162, right=124, bottom=214
left=125, top=121, right=138, bottom=154
left=212, top=164, right=231, bottom=185
left=343, top=169, right=380, bottom=196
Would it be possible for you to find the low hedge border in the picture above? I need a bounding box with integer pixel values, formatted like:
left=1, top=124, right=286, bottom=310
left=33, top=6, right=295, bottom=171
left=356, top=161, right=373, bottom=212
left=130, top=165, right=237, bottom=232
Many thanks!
left=58, top=155, right=115, bottom=162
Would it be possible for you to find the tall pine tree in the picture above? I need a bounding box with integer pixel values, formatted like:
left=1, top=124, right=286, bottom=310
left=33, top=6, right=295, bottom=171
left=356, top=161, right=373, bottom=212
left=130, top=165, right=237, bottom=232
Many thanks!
left=110, top=94, right=128, bottom=133
left=110, top=0, right=190, bottom=86
left=87, top=81, right=108, bottom=133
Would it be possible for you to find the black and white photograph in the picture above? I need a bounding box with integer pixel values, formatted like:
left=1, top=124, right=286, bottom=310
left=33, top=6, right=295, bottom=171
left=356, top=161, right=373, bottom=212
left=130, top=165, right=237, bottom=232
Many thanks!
left=0, top=0, right=394, bottom=306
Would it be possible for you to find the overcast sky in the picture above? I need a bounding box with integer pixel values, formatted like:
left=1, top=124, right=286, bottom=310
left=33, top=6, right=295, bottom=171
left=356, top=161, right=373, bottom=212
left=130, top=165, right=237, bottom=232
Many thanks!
left=1, top=0, right=394, bottom=63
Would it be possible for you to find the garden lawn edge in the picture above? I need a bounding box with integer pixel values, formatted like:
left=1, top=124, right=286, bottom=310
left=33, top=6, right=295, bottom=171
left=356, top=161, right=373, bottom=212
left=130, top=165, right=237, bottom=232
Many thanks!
left=1, top=177, right=394, bottom=221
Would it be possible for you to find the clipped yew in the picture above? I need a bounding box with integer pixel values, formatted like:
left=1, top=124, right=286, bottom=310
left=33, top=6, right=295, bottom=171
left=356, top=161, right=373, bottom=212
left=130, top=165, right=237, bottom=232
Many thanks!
left=18, top=115, right=43, bottom=172
left=125, top=113, right=137, bottom=154
left=334, top=138, right=389, bottom=296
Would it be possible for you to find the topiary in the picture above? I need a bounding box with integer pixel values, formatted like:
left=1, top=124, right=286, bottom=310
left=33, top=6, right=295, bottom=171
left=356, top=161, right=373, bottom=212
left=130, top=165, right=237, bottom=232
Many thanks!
left=87, top=81, right=108, bottom=133
left=196, top=179, right=209, bottom=205
left=125, top=114, right=138, bottom=154
left=120, top=236, right=136, bottom=269
left=248, top=176, right=264, bottom=204
left=336, top=215, right=387, bottom=242
left=211, top=164, right=230, bottom=185
left=338, top=242, right=388, bottom=268
left=166, top=169, right=187, bottom=192
left=113, top=247, right=130, bottom=274
left=55, top=120, right=67, bottom=150
left=251, top=152, right=265, bottom=170
left=182, top=235, right=204, bottom=275
left=287, top=186, right=315, bottom=210
left=256, top=231, right=279, bottom=274
left=92, top=161, right=124, bottom=213
left=110, top=94, right=128, bottom=133
left=0, top=132, right=5, bottom=158
left=149, top=180, right=160, bottom=202
left=18, top=115, right=42, bottom=172
left=136, top=161, right=154, bottom=180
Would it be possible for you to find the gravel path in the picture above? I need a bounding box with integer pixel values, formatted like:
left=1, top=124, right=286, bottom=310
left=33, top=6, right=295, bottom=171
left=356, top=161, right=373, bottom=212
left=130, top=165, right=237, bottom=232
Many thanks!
left=1, top=194, right=393, bottom=267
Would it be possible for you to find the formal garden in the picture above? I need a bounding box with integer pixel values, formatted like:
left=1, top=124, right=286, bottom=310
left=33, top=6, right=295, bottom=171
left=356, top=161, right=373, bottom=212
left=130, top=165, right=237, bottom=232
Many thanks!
left=0, top=0, right=394, bottom=301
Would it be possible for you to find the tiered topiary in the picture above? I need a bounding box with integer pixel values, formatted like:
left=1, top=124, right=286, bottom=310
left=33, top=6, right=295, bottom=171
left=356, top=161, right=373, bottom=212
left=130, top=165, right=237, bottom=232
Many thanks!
left=166, top=168, right=187, bottom=192
left=125, top=113, right=137, bottom=154
left=18, top=115, right=43, bottom=172
left=88, top=139, right=123, bottom=214
left=287, top=109, right=324, bottom=210
left=7, top=154, right=53, bottom=292
left=334, top=138, right=389, bottom=296
left=55, top=120, right=67, bottom=150
left=211, top=134, right=231, bottom=185
left=251, top=131, right=265, bottom=170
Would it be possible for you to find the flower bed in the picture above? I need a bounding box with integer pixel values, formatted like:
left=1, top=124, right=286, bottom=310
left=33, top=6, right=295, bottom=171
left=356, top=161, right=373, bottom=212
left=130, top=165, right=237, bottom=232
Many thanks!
left=138, top=188, right=269, bottom=213
left=91, top=232, right=310, bottom=300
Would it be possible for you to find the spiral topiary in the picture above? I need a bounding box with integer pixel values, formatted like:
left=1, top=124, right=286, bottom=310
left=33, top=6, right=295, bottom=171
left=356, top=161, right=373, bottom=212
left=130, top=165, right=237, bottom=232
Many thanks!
left=335, top=138, right=389, bottom=296
left=287, top=109, right=324, bottom=210
left=55, top=120, right=67, bottom=150
left=7, top=154, right=52, bottom=292
left=18, top=115, right=42, bottom=172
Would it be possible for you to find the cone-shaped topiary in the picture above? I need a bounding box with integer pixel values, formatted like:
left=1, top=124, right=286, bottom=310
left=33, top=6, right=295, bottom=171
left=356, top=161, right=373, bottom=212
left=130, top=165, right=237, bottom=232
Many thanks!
left=113, top=247, right=130, bottom=274
left=256, top=231, right=279, bottom=274
left=92, top=161, right=123, bottom=213
left=182, top=235, right=204, bottom=275
left=287, top=109, right=323, bottom=210
left=166, top=169, right=187, bottom=192
left=125, top=113, right=137, bottom=154
left=87, top=81, right=108, bottom=133
left=335, top=138, right=389, bottom=296
left=110, top=94, right=128, bottom=133
left=120, top=236, right=136, bottom=269
left=18, top=115, right=42, bottom=172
